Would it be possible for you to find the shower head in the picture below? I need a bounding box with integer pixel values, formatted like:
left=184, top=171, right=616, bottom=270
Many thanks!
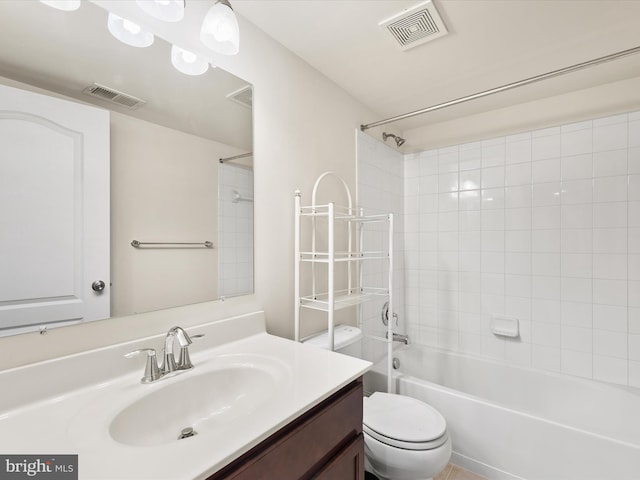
left=382, top=132, right=406, bottom=147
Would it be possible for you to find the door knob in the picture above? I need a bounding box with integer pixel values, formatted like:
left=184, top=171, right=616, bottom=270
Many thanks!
left=92, top=280, right=106, bottom=292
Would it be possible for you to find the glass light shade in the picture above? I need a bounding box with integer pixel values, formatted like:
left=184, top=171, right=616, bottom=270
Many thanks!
left=199, top=1, right=239, bottom=56
left=39, top=0, right=81, bottom=11
left=107, top=12, right=154, bottom=48
left=171, top=45, right=209, bottom=76
left=136, top=0, right=184, bottom=22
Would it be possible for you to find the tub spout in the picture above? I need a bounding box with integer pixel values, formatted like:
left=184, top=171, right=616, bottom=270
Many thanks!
left=386, top=332, right=409, bottom=345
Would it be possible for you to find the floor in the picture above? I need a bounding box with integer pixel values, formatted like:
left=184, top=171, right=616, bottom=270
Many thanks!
left=435, top=463, right=489, bottom=480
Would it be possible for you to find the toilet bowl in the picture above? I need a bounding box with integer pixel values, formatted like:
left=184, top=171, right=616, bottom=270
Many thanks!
left=302, top=326, right=450, bottom=479
left=363, top=392, right=451, bottom=480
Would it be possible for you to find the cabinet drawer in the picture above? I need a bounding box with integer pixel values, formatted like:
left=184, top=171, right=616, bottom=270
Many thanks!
left=209, top=378, right=363, bottom=480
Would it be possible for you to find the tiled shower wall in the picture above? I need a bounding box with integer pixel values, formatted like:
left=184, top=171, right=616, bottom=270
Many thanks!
left=218, top=163, right=254, bottom=298
left=403, top=111, right=640, bottom=387
left=357, top=131, right=405, bottom=364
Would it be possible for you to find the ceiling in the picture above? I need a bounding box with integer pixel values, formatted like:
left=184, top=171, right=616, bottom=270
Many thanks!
left=234, top=0, right=640, bottom=132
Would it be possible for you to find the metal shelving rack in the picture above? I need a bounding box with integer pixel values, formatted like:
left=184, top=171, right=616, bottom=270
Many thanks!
left=294, top=172, right=394, bottom=392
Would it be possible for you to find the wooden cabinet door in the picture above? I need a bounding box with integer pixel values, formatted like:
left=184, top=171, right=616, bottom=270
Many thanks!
left=312, top=434, right=365, bottom=480
left=0, top=82, right=110, bottom=332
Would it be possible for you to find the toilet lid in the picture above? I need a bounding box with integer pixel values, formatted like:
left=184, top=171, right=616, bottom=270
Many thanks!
left=363, top=393, right=447, bottom=444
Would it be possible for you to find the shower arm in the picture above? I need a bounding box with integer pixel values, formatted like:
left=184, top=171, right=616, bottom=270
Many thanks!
left=360, top=44, right=640, bottom=131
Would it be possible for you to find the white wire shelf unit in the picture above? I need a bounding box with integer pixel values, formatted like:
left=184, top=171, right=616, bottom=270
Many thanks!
left=294, top=172, right=394, bottom=394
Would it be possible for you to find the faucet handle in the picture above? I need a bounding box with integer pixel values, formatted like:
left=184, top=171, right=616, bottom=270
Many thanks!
left=177, top=334, right=204, bottom=370
left=125, top=348, right=162, bottom=383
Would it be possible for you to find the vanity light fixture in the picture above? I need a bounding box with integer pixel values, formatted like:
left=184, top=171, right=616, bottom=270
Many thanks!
left=107, top=12, right=154, bottom=48
left=200, top=0, right=239, bottom=56
left=136, top=0, right=185, bottom=23
left=171, top=45, right=209, bottom=76
left=39, top=0, right=81, bottom=11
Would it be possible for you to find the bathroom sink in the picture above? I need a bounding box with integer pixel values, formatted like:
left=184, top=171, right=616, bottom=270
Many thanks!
left=109, top=354, right=290, bottom=447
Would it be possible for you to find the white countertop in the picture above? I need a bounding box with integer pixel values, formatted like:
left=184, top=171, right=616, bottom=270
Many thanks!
left=0, top=312, right=371, bottom=479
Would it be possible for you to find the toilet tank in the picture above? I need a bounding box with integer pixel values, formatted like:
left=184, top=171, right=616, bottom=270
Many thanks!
left=302, top=324, right=363, bottom=358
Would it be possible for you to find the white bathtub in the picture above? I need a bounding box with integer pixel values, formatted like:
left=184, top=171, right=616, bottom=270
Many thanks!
left=364, top=345, right=640, bottom=480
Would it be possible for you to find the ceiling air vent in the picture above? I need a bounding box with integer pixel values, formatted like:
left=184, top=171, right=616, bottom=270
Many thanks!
left=82, top=83, right=146, bottom=110
left=380, top=0, right=448, bottom=51
left=226, top=85, right=252, bottom=109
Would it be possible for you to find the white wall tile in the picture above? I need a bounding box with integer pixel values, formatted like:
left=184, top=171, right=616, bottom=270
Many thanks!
left=561, top=229, right=592, bottom=253
left=561, top=277, right=592, bottom=303
left=532, top=158, right=561, bottom=183
left=593, top=304, right=627, bottom=332
left=630, top=147, right=640, bottom=173
left=561, top=253, right=592, bottom=278
left=482, top=166, right=505, bottom=189
left=439, top=172, right=459, bottom=192
left=532, top=253, right=560, bottom=276
left=532, top=298, right=561, bottom=323
left=593, top=176, right=627, bottom=203
left=459, top=169, right=481, bottom=191
left=593, top=149, right=627, bottom=177
left=532, top=229, right=560, bottom=252
left=561, top=128, right=592, bottom=156
left=532, top=134, right=561, bottom=161
left=505, top=252, right=531, bottom=275
left=561, top=301, right=592, bottom=328
left=560, top=179, right=593, bottom=205
left=561, top=350, right=592, bottom=378
left=593, top=254, right=627, bottom=280
left=532, top=322, right=561, bottom=347
left=561, top=153, right=592, bottom=180
left=481, top=143, right=506, bottom=168
left=593, top=228, right=627, bottom=254
left=533, top=182, right=561, bottom=206
left=593, top=202, right=627, bottom=228
left=593, top=122, right=628, bottom=152
left=505, top=230, right=531, bottom=252
left=561, top=204, right=592, bottom=229
left=396, top=108, right=640, bottom=386
left=593, top=279, right=627, bottom=306
left=532, top=206, right=561, bottom=229
left=561, top=325, right=592, bottom=352
left=481, top=210, right=504, bottom=230
left=505, top=208, right=532, bottom=230
left=593, top=330, right=627, bottom=358
left=505, top=185, right=532, bottom=208
left=506, top=163, right=532, bottom=186
left=505, top=139, right=532, bottom=165
left=630, top=201, right=640, bottom=227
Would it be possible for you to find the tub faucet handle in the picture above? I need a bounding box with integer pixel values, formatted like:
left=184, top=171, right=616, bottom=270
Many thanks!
left=125, top=348, right=162, bottom=383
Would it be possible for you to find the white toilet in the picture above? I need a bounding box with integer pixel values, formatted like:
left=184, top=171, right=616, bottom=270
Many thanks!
left=303, top=325, right=451, bottom=480
left=363, top=392, right=451, bottom=480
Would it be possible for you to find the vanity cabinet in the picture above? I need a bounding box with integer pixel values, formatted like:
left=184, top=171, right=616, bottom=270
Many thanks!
left=208, top=378, right=364, bottom=480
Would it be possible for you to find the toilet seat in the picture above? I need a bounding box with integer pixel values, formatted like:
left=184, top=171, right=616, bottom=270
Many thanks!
left=363, top=392, right=448, bottom=451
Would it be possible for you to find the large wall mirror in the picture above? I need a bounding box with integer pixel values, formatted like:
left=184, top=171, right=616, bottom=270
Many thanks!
left=0, top=1, right=253, bottom=336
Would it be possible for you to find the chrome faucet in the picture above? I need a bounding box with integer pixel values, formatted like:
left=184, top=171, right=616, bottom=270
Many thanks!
left=162, top=326, right=193, bottom=374
left=386, top=332, right=409, bottom=345
left=125, top=326, right=203, bottom=384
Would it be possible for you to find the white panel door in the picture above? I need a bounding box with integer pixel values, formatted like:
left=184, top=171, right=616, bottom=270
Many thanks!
left=0, top=83, right=110, bottom=330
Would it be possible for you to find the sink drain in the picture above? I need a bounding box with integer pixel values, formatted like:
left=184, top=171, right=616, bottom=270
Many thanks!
left=178, top=427, right=197, bottom=440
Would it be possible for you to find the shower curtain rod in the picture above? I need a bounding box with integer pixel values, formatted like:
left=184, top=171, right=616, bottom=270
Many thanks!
left=219, top=152, right=253, bottom=163
left=360, top=45, right=640, bottom=131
